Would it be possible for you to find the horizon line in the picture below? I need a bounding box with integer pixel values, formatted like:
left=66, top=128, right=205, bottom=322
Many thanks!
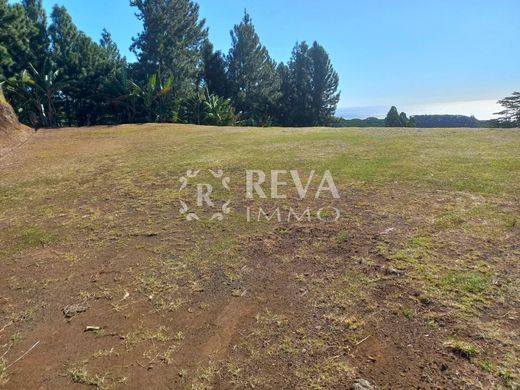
left=337, top=99, right=502, bottom=120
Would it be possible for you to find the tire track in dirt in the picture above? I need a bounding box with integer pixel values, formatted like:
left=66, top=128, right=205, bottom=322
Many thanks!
left=200, top=300, right=253, bottom=358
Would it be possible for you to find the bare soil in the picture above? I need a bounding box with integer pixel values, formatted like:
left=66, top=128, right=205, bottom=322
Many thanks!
left=0, top=103, right=32, bottom=159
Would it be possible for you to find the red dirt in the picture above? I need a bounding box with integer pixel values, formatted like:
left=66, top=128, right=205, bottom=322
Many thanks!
left=0, top=102, right=32, bottom=158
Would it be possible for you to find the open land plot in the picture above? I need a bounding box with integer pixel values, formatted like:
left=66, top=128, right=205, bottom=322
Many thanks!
left=0, top=125, right=519, bottom=389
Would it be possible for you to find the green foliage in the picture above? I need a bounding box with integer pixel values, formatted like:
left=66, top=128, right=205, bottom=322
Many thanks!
left=227, top=12, right=281, bottom=126
left=1, top=1, right=339, bottom=129
left=0, top=0, right=33, bottom=78
left=21, top=0, right=49, bottom=71
left=307, top=41, right=340, bottom=126
left=495, top=92, right=520, bottom=127
left=332, top=117, right=385, bottom=127
left=5, top=62, right=64, bottom=127
left=275, top=62, right=292, bottom=126
left=204, top=93, right=237, bottom=125
left=285, top=42, right=313, bottom=126
left=98, top=69, right=136, bottom=124
left=279, top=41, right=340, bottom=127
left=181, top=90, right=206, bottom=125
left=334, top=115, right=494, bottom=128
left=130, top=0, right=207, bottom=97
left=129, top=74, right=176, bottom=123
left=385, top=106, right=414, bottom=127
left=385, top=106, right=402, bottom=127
left=48, top=6, right=127, bottom=126
left=181, top=88, right=237, bottom=126
left=399, top=111, right=409, bottom=127
left=201, top=40, right=229, bottom=97
left=412, top=114, right=482, bottom=128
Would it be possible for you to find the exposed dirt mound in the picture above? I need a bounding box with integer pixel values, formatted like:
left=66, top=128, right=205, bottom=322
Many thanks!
left=0, top=101, right=32, bottom=156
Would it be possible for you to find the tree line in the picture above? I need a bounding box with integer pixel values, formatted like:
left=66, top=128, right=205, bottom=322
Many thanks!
left=383, top=107, right=486, bottom=128
left=0, top=0, right=340, bottom=128
left=334, top=110, right=518, bottom=129
left=334, top=98, right=520, bottom=128
left=382, top=100, right=520, bottom=128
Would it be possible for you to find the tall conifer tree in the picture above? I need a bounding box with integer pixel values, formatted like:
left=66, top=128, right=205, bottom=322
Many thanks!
left=287, top=42, right=313, bottom=126
left=130, top=0, right=207, bottom=97
left=307, top=41, right=340, bottom=126
left=280, top=41, right=340, bottom=126
left=0, top=0, right=33, bottom=78
left=201, top=41, right=229, bottom=97
left=385, top=106, right=401, bottom=127
left=22, top=0, right=49, bottom=70
left=227, top=11, right=280, bottom=126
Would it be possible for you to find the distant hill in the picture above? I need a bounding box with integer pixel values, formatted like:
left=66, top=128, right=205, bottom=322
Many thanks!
left=333, top=117, right=385, bottom=127
left=334, top=114, right=494, bottom=128
left=411, top=115, right=492, bottom=128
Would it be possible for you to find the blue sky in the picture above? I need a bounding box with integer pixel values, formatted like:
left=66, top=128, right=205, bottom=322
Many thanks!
left=31, top=0, right=520, bottom=118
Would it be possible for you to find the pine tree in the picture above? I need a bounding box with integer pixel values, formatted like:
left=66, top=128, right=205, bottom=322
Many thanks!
left=201, top=41, right=229, bottom=98
left=100, top=29, right=124, bottom=65
left=130, top=0, right=207, bottom=97
left=49, top=6, right=127, bottom=126
left=22, top=0, right=49, bottom=71
left=399, top=111, right=409, bottom=127
left=496, top=92, right=520, bottom=127
left=227, top=11, right=280, bottom=126
left=0, top=0, right=12, bottom=78
left=48, top=5, right=84, bottom=125
left=307, top=42, right=340, bottom=126
left=279, top=41, right=339, bottom=127
left=385, top=106, right=402, bottom=127
left=78, top=32, right=129, bottom=125
left=274, top=62, right=292, bottom=126
left=97, top=29, right=131, bottom=124
left=287, top=42, right=313, bottom=126
left=0, top=0, right=33, bottom=78
left=48, top=6, right=79, bottom=76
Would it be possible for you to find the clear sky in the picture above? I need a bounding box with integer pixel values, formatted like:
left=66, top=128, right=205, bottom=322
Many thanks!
left=33, top=0, right=520, bottom=119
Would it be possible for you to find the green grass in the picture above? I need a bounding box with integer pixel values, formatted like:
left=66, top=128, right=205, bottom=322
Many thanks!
left=443, top=339, right=479, bottom=360
left=434, top=212, right=466, bottom=230
left=3, top=126, right=519, bottom=202
left=14, top=227, right=57, bottom=251
left=440, top=271, right=489, bottom=295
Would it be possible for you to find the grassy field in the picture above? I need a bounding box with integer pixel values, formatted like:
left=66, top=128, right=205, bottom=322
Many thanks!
left=0, top=124, right=519, bottom=389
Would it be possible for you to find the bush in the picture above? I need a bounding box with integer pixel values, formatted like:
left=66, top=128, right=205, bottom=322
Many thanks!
left=180, top=88, right=238, bottom=126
